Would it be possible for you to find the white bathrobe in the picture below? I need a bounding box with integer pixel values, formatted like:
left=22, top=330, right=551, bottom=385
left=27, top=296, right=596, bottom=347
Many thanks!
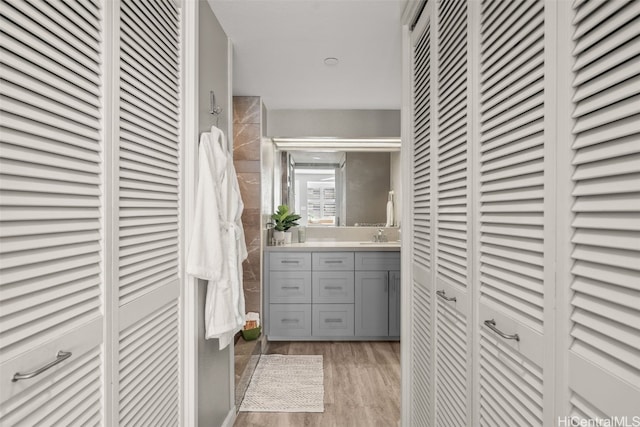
left=186, top=126, right=247, bottom=349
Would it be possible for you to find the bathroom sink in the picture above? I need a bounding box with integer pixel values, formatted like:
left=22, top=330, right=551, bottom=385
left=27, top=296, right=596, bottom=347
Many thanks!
left=359, top=241, right=400, bottom=246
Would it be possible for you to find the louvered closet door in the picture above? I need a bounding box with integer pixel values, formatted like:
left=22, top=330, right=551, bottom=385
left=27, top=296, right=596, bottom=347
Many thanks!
left=434, top=1, right=472, bottom=426
left=568, top=1, right=640, bottom=418
left=477, top=1, right=548, bottom=425
left=117, top=0, right=181, bottom=424
left=0, top=0, right=104, bottom=424
left=410, top=4, right=435, bottom=425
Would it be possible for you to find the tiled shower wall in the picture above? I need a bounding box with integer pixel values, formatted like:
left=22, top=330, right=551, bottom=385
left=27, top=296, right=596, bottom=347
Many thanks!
left=233, top=97, right=262, bottom=315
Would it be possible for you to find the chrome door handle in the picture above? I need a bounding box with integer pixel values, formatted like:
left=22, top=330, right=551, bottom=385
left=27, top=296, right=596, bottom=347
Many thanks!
left=436, top=290, right=456, bottom=302
left=484, top=319, right=520, bottom=342
left=12, top=351, right=72, bottom=382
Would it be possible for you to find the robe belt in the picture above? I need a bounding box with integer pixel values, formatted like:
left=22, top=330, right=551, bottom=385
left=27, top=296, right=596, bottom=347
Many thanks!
left=222, top=221, right=241, bottom=241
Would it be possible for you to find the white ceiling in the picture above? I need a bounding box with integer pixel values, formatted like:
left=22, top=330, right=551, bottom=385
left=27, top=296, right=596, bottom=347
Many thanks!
left=207, top=0, right=404, bottom=110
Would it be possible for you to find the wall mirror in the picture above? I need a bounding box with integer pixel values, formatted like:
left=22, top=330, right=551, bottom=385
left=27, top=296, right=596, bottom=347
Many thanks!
left=272, top=138, right=401, bottom=227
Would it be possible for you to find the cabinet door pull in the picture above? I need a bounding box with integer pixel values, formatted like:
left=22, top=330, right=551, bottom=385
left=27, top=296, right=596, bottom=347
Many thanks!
left=281, top=318, right=300, bottom=323
left=281, top=260, right=300, bottom=264
left=484, top=319, right=520, bottom=342
left=436, top=290, right=456, bottom=302
left=281, top=286, right=300, bottom=290
left=325, top=260, right=342, bottom=264
left=325, top=286, right=342, bottom=290
left=325, top=318, right=342, bottom=323
left=12, top=351, right=72, bottom=382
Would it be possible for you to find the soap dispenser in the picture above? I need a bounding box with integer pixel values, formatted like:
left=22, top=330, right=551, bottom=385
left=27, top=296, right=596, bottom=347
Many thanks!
left=385, top=191, right=394, bottom=228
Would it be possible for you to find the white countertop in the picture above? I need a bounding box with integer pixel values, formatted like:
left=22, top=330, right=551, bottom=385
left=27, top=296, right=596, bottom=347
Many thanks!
left=264, top=241, right=401, bottom=251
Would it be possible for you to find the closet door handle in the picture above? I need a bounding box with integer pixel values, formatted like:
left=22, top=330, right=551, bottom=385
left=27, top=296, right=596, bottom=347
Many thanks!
left=12, top=351, right=72, bottom=382
left=436, top=290, right=456, bottom=302
left=484, top=319, right=520, bottom=342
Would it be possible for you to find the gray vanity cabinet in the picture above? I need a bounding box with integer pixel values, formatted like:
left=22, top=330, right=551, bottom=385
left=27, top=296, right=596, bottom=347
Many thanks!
left=389, top=271, right=401, bottom=337
left=355, top=271, right=389, bottom=336
left=265, top=250, right=399, bottom=340
left=311, top=252, right=355, bottom=337
left=267, top=252, right=312, bottom=337
left=354, top=252, right=401, bottom=338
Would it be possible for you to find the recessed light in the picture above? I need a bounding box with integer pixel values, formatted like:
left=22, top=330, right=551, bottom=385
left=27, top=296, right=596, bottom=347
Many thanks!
left=324, top=57, right=339, bottom=66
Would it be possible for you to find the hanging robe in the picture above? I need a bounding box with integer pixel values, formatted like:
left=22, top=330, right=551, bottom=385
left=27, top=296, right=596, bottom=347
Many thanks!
left=186, top=126, right=247, bottom=349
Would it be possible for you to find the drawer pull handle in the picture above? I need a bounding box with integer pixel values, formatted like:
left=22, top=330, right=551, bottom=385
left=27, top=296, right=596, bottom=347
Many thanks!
left=281, top=318, right=300, bottom=323
left=324, top=260, right=343, bottom=264
left=436, top=290, right=456, bottom=302
left=12, top=351, right=72, bottom=382
left=282, top=286, right=300, bottom=290
left=325, top=318, right=342, bottom=323
left=484, top=319, right=520, bottom=342
left=325, top=286, right=342, bottom=290
left=281, top=260, right=300, bottom=264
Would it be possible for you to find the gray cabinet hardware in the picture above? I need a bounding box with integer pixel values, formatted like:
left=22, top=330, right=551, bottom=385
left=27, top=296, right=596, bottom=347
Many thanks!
left=12, top=351, right=72, bottom=382
left=484, top=319, right=520, bottom=342
left=436, top=290, right=456, bottom=302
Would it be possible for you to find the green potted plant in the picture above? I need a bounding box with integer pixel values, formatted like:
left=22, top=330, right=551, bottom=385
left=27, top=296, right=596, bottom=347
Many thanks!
left=271, top=204, right=301, bottom=244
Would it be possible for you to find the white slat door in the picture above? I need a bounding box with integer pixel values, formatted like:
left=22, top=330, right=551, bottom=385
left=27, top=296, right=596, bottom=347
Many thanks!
left=477, top=0, right=549, bottom=426
left=434, top=1, right=472, bottom=426
left=410, top=3, right=436, bottom=425
left=0, top=0, right=104, bottom=424
left=568, top=0, right=640, bottom=419
left=116, top=0, right=182, bottom=424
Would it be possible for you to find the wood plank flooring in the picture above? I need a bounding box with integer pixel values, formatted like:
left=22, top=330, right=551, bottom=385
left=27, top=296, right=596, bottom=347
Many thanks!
left=234, top=341, right=401, bottom=427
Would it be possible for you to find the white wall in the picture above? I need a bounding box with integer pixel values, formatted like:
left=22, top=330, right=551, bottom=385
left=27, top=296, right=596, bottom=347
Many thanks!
left=266, top=109, right=401, bottom=137
left=197, top=3, right=233, bottom=426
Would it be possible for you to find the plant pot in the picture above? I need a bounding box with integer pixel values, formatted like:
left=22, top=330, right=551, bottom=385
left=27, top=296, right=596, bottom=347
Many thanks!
left=273, top=230, right=285, bottom=244
left=241, top=326, right=261, bottom=341
left=284, top=231, right=292, bottom=244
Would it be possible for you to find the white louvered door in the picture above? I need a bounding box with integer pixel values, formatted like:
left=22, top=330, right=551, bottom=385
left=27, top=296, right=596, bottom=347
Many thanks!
left=1, top=0, right=184, bottom=423
left=116, top=0, right=182, bottom=424
left=434, top=1, right=472, bottom=425
left=406, top=1, right=640, bottom=425
left=410, top=3, right=435, bottom=425
left=568, top=0, right=640, bottom=419
left=0, top=0, right=104, bottom=424
left=476, top=0, right=552, bottom=425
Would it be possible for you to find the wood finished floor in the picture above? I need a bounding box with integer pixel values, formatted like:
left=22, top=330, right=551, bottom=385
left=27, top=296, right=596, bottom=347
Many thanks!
left=234, top=341, right=401, bottom=427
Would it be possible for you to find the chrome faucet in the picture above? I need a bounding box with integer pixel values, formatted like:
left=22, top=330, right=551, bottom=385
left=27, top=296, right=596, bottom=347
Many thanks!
left=373, top=228, right=388, bottom=242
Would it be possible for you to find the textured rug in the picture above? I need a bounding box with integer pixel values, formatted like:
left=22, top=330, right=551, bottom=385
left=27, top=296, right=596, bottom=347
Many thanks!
left=239, top=354, right=324, bottom=413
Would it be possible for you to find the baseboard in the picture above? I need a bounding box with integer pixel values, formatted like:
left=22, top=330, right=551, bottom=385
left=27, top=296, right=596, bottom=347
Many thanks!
left=221, top=406, right=236, bottom=427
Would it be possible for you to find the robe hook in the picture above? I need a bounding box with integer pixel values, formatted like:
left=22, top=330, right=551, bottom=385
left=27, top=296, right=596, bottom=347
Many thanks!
left=210, top=91, right=223, bottom=115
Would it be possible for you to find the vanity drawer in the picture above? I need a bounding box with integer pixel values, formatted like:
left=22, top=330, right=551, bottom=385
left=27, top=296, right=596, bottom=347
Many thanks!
left=312, top=252, right=354, bottom=271
left=312, top=271, right=354, bottom=304
left=269, top=252, right=311, bottom=271
left=270, top=271, right=312, bottom=303
left=355, top=251, right=400, bottom=271
left=269, top=304, right=312, bottom=337
left=312, top=304, right=354, bottom=337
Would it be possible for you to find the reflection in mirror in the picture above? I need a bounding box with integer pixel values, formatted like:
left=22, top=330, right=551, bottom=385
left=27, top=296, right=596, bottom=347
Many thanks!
left=283, top=151, right=396, bottom=227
